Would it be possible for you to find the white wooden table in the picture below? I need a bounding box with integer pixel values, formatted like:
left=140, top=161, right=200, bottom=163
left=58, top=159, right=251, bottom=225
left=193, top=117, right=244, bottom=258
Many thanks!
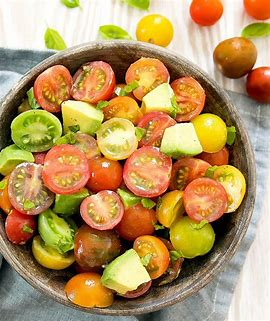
left=0, top=1, right=270, bottom=320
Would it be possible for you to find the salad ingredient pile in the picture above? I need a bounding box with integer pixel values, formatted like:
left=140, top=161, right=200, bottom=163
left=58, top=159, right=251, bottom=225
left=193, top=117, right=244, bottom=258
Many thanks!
left=0, top=57, right=247, bottom=308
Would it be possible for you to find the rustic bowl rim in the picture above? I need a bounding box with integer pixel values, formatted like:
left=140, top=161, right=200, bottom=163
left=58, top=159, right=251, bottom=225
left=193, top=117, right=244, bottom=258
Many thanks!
left=0, top=40, right=256, bottom=315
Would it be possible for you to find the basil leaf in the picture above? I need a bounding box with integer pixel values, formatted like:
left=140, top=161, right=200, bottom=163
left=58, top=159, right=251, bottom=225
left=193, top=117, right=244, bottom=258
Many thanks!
left=117, top=188, right=141, bottom=208
left=96, top=100, right=110, bottom=110
left=191, top=219, right=208, bottom=230
left=0, top=179, right=7, bottom=190
left=22, top=224, right=34, bottom=234
left=44, top=28, right=67, bottom=50
left=140, top=253, right=153, bottom=266
left=170, top=95, right=179, bottom=119
left=99, top=25, right=132, bottom=40
left=18, top=99, right=31, bottom=113
left=169, top=250, right=182, bottom=262
left=23, top=199, right=35, bottom=210
left=119, top=81, right=139, bottom=96
left=204, top=166, right=218, bottom=178
left=153, top=222, right=165, bottom=231
left=227, top=126, right=236, bottom=146
left=241, top=23, right=270, bottom=39
left=124, top=0, right=150, bottom=10
left=27, top=87, right=40, bottom=110
left=55, top=131, right=76, bottom=145
left=141, top=198, right=156, bottom=209
left=135, top=127, right=146, bottom=141
left=61, top=0, right=81, bottom=8
left=68, top=125, right=80, bottom=133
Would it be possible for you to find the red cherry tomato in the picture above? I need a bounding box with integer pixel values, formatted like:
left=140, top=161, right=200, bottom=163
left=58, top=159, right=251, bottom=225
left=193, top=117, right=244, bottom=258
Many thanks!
left=80, top=190, right=124, bottom=230
left=125, top=58, right=170, bottom=101
left=120, top=281, right=152, bottom=298
left=34, top=65, right=72, bottom=113
left=197, top=147, right=229, bottom=166
left=71, top=61, right=116, bottom=104
left=190, top=0, right=223, bottom=26
left=246, top=67, right=270, bottom=103
left=87, top=157, right=123, bottom=193
left=42, top=144, right=90, bottom=195
left=244, top=0, right=270, bottom=20
left=123, top=146, right=172, bottom=198
left=5, top=209, right=36, bottom=245
left=33, top=152, right=46, bottom=165
left=115, top=203, right=157, bottom=241
left=184, top=177, right=228, bottom=223
left=171, top=77, right=206, bottom=122
left=169, top=158, right=211, bottom=191
left=137, top=112, right=176, bottom=147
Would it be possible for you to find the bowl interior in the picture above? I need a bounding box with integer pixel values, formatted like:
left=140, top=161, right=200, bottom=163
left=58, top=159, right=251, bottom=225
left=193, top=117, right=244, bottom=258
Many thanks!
left=0, top=41, right=256, bottom=315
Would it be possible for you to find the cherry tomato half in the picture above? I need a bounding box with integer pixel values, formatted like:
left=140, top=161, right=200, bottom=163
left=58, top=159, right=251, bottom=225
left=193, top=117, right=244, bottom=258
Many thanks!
left=137, top=112, right=176, bottom=147
left=123, top=146, right=172, bottom=198
left=42, top=144, right=90, bottom=195
left=184, top=177, right=228, bottom=222
left=87, top=157, right=123, bottom=193
left=74, top=133, right=100, bottom=160
left=71, top=61, right=116, bottom=104
left=246, top=67, right=270, bottom=103
left=197, top=147, right=229, bottom=166
left=169, top=157, right=211, bottom=191
left=115, top=203, right=157, bottom=241
left=125, top=58, right=170, bottom=101
left=133, top=235, right=170, bottom=279
left=171, top=77, right=206, bottom=122
left=65, top=273, right=114, bottom=308
left=34, top=65, right=72, bottom=113
left=120, top=281, right=152, bottom=299
left=244, top=0, right=270, bottom=20
left=0, top=176, right=12, bottom=214
left=190, top=0, right=223, bottom=26
left=80, top=190, right=124, bottom=230
left=5, top=209, right=36, bottom=245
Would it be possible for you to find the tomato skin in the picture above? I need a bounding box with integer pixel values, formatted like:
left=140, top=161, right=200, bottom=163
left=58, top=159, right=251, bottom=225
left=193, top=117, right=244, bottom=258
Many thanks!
left=87, top=157, right=123, bottom=193
left=120, top=281, right=152, bottom=298
left=137, top=112, right=176, bottom=147
left=136, top=14, right=174, bottom=47
left=115, top=203, right=157, bottom=241
left=171, top=77, right=206, bottom=122
left=125, top=58, right=170, bottom=101
left=244, top=0, right=270, bottom=20
left=190, top=0, right=223, bottom=26
left=169, top=157, right=211, bottom=191
left=0, top=176, right=12, bottom=214
left=133, top=235, right=170, bottom=279
left=34, top=65, right=72, bottom=113
left=184, top=177, right=228, bottom=222
left=246, top=67, right=270, bottom=103
left=71, top=61, right=116, bottom=104
left=33, top=152, right=46, bottom=165
left=65, top=273, right=114, bottom=308
left=42, top=144, right=90, bottom=195
left=197, top=147, right=229, bottom=166
left=5, top=209, right=36, bottom=245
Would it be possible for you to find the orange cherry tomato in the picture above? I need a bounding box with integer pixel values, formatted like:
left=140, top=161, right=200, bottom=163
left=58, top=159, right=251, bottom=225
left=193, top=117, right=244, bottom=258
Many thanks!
left=103, top=96, right=143, bottom=125
left=65, top=272, right=114, bottom=308
left=133, top=235, right=170, bottom=279
left=190, top=0, right=223, bottom=26
left=0, top=176, right=12, bottom=214
left=197, top=147, right=229, bottom=166
left=244, top=0, right=270, bottom=20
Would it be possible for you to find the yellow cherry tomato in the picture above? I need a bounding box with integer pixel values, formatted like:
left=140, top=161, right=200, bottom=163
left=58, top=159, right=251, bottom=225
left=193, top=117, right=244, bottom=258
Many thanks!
left=136, top=14, right=174, bottom=47
left=213, top=165, right=246, bottom=213
left=192, top=113, right=227, bottom=153
left=156, top=191, right=185, bottom=227
left=32, top=236, right=75, bottom=270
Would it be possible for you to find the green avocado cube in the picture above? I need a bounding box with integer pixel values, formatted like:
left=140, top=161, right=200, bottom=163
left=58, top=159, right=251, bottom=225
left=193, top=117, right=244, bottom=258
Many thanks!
left=0, top=144, right=34, bottom=176
left=53, top=188, right=90, bottom=216
left=160, top=123, right=203, bottom=158
left=101, top=249, right=151, bottom=294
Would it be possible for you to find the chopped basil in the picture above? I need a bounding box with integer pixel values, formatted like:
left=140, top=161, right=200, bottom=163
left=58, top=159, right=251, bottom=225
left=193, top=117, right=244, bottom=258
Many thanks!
left=99, top=25, right=132, bottom=40
left=227, top=126, right=236, bottom=146
left=241, top=23, right=270, bottom=39
left=44, top=27, right=67, bottom=51
left=141, top=198, right=156, bottom=209
left=135, top=127, right=146, bottom=141
left=169, top=250, right=182, bottom=262
left=117, top=188, right=141, bottom=208
left=204, top=166, right=218, bottom=178
left=170, top=95, right=179, bottom=119
left=61, top=0, right=81, bottom=8
left=191, top=219, right=208, bottom=230
left=119, top=81, right=139, bottom=96
left=123, top=0, right=151, bottom=10
left=55, top=131, right=76, bottom=145
left=22, top=224, right=34, bottom=234
left=23, top=199, right=35, bottom=210
left=27, top=87, right=40, bottom=110
left=0, top=179, right=7, bottom=190
left=68, top=125, right=80, bottom=133
left=153, top=222, right=165, bottom=230
left=96, top=100, right=110, bottom=110
left=140, top=253, right=153, bottom=266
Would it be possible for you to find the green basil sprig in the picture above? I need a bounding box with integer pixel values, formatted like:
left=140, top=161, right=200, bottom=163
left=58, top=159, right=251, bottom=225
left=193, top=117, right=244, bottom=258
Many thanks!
left=241, top=23, right=270, bottom=39
left=44, top=28, right=67, bottom=50
left=123, top=0, right=150, bottom=10
left=227, top=126, right=236, bottom=146
left=61, top=0, right=81, bottom=8
left=99, top=25, right=132, bottom=40
left=27, top=87, right=40, bottom=110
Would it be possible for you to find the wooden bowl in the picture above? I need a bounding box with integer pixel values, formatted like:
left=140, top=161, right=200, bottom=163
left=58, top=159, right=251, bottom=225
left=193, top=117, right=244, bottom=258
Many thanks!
left=0, top=41, right=256, bottom=315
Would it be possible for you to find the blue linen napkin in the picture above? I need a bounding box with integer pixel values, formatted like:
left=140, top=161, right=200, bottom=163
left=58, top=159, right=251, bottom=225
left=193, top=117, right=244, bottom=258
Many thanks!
left=0, top=48, right=269, bottom=321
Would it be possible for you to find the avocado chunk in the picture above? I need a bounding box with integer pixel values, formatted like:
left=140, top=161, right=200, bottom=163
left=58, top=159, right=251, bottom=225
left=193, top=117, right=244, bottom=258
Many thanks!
left=160, top=123, right=203, bottom=158
left=141, top=83, right=175, bottom=115
left=62, top=100, right=104, bottom=135
left=53, top=188, right=90, bottom=216
left=0, top=144, right=34, bottom=176
left=101, top=249, right=151, bottom=294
